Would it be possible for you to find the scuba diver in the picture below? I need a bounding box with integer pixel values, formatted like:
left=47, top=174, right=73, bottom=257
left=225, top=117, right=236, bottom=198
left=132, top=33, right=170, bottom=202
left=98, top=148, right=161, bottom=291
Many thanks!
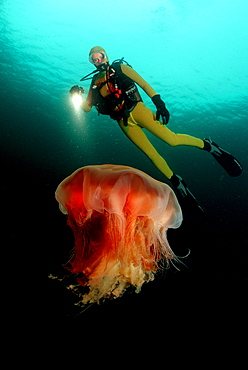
left=70, top=46, right=243, bottom=212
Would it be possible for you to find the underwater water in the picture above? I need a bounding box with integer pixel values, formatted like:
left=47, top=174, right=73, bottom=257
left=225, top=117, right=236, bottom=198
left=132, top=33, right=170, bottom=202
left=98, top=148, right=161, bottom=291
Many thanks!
left=1, top=0, right=248, bottom=326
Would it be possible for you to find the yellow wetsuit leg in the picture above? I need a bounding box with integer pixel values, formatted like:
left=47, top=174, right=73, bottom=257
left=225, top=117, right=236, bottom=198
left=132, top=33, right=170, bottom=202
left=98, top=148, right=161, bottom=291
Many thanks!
left=118, top=102, right=204, bottom=180
left=119, top=116, right=174, bottom=179
left=132, top=102, right=204, bottom=148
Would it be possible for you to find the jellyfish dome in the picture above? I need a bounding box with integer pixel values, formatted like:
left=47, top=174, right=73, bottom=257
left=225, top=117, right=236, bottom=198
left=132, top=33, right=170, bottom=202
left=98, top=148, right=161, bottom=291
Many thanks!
left=55, top=164, right=183, bottom=304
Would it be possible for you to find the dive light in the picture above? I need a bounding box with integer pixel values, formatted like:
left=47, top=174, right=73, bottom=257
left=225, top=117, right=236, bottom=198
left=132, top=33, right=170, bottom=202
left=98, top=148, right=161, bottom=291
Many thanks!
left=69, top=85, right=86, bottom=110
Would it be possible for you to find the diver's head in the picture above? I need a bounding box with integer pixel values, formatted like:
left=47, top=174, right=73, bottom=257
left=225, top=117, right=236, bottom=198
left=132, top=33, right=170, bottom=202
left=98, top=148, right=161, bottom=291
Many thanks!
left=89, top=46, right=109, bottom=71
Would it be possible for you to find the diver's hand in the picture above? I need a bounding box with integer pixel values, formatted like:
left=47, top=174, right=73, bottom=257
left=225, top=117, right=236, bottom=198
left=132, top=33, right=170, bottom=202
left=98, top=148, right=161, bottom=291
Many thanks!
left=152, top=94, right=170, bottom=125
left=69, top=85, right=86, bottom=94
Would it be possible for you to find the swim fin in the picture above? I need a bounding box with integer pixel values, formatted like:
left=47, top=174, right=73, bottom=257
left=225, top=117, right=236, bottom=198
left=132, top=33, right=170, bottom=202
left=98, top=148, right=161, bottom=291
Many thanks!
left=204, top=138, right=243, bottom=177
left=171, top=175, right=206, bottom=213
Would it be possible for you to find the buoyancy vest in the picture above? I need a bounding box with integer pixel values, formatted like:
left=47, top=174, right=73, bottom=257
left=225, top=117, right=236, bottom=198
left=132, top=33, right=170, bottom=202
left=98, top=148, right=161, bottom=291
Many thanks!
left=91, top=61, right=142, bottom=122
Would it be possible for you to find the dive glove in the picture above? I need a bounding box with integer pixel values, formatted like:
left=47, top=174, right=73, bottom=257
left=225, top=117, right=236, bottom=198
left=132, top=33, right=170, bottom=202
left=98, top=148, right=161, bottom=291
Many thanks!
left=152, top=94, right=170, bottom=125
left=69, top=85, right=86, bottom=94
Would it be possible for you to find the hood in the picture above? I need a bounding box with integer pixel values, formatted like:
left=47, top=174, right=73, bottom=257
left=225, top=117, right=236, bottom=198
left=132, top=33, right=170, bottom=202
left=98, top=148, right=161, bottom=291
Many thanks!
left=89, top=46, right=109, bottom=62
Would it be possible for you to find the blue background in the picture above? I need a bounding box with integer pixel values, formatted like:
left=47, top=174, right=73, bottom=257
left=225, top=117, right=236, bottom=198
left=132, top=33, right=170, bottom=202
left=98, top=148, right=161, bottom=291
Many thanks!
left=1, top=0, right=247, bottom=331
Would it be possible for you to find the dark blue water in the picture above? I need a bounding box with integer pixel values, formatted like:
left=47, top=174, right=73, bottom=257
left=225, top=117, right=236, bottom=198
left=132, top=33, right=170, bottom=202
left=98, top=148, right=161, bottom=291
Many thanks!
left=1, top=1, right=247, bottom=327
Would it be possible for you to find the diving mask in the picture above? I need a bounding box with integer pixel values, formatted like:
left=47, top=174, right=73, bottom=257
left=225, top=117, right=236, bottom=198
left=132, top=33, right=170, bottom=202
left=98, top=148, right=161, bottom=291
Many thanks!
left=89, top=51, right=107, bottom=66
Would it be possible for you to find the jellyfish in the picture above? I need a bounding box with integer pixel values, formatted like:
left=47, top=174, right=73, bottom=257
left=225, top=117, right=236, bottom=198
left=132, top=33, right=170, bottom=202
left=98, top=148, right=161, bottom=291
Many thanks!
left=55, top=164, right=182, bottom=304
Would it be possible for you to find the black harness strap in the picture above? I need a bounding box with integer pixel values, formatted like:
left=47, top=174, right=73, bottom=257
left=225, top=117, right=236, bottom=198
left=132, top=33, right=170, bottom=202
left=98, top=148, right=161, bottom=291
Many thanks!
left=81, top=59, right=141, bottom=126
left=80, top=69, right=98, bottom=81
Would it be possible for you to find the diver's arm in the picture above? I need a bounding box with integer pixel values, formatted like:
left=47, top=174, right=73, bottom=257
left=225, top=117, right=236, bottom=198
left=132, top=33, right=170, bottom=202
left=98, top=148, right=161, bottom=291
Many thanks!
left=120, top=64, right=157, bottom=98
left=81, top=84, right=93, bottom=112
left=121, top=64, right=170, bottom=125
left=81, top=99, right=92, bottom=112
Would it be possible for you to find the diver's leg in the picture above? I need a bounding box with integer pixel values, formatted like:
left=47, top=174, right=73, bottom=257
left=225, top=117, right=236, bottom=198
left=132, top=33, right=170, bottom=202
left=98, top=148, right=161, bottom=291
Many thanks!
left=131, top=102, right=205, bottom=148
left=118, top=118, right=205, bottom=212
left=118, top=118, right=174, bottom=179
left=132, top=103, right=242, bottom=177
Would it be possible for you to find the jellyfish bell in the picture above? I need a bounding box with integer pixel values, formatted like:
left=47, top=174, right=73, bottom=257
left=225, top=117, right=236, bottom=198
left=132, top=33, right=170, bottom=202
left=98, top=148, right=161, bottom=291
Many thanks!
left=55, top=164, right=183, bottom=305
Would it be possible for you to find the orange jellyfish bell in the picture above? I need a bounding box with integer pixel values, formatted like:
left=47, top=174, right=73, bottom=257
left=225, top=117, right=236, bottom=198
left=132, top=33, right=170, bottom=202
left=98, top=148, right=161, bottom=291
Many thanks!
left=55, top=164, right=183, bottom=304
